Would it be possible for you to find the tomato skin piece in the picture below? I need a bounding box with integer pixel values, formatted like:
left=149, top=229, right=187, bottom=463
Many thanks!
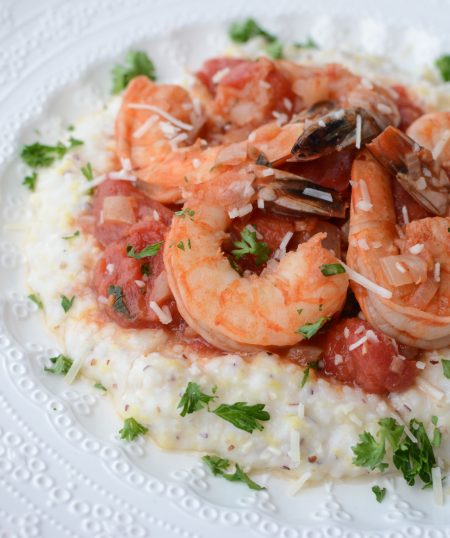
left=92, top=219, right=179, bottom=329
left=322, top=318, right=419, bottom=394
left=92, top=179, right=172, bottom=246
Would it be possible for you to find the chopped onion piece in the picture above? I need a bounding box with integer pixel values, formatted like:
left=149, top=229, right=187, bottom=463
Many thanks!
left=102, top=196, right=136, bottom=224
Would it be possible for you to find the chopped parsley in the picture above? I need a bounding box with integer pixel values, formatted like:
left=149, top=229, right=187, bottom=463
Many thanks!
left=61, top=295, right=75, bottom=313
left=126, top=241, right=162, bottom=259
left=296, top=316, right=330, bottom=339
left=202, top=455, right=264, bottom=490
left=228, top=256, right=244, bottom=276
left=229, top=18, right=277, bottom=43
left=177, top=382, right=217, bottom=417
left=352, top=417, right=439, bottom=488
left=28, top=293, right=43, bottom=310
left=436, top=54, right=450, bottom=82
left=112, top=50, right=156, bottom=94
left=21, top=137, right=83, bottom=168
left=44, top=354, right=73, bottom=375
left=441, top=358, right=450, bottom=379
left=232, top=227, right=270, bottom=266
left=22, top=171, right=38, bottom=191
left=177, top=241, right=185, bottom=251
left=81, top=162, right=94, bottom=181
left=94, top=382, right=107, bottom=391
left=107, top=285, right=130, bottom=317
left=119, top=417, right=148, bottom=441
left=431, top=416, right=442, bottom=448
left=294, top=37, right=318, bottom=49
left=212, top=402, right=270, bottom=433
left=175, top=208, right=195, bottom=220
left=300, top=361, right=320, bottom=388
left=266, top=40, right=283, bottom=59
left=372, top=485, right=386, bottom=503
left=320, top=263, right=345, bottom=276
left=62, top=230, right=80, bottom=240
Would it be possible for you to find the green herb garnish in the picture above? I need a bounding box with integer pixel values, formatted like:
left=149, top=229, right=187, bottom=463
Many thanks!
left=126, top=241, right=162, bottom=259
left=28, top=293, right=43, bottom=309
left=320, top=263, right=345, bottom=276
left=107, top=285, right=130, bottom=317
left=22, top=171, right=38, bottom=191
left=177, top=382, right=217, bottom=417
left=372, top=485, right=386, bottom=503
left=21, top=137, right=83, bottom=168
left=441, top=359, right=450, bottom=379
left=212, top=402, right=270, bottom=433
left=62, top=230, right=80, bottom=240
left=81, top=162, right=94, bottom=181
left=94, top=382, right=107, bottom=391
left=266, top=40, right=283, bottom=59
left=436, top=54, right=450, bottom=82
left=352, top=417, right=438, bottom=488
left=177, top=241, right=185, bottom=251
left=44, top=354, right=73, bottom=375
left=141, top=262, right=151, bottom=276
left=228, top=256, right=244, bottom=276
left=175, top=208, right=195, bottom=220
left=296, top=316, right=330, bottom=339
left=119, top=417, right=148, bottom=441
left=61, top=295, right=75, bottom=313
left=294, top=37, right=318, bottom=49
left=300, top=360, right=320, bottom=388
left=112, top=50, right=156, bottom=94
left=202, top=455, right=264, bottom=490
left=232, top=227, right=271, bottom=266
left=229, top=18, right=276, bottom=43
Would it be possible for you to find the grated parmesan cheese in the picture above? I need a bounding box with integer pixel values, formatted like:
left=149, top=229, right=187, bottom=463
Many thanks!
left=149, top=301, right=172, bottom=324
left=401, top=205, right=410, bottom=225
left=257, top=198, right=265, bottom=209
left=415, top=361, right=426, bottom=370
left=303, top=187, right=333, bottom=202
left=341, top=262, right=393, bottom=299
left=132, top=114, right=159, bottom=138
left=356, top=179, right=373, bottom=212
left=279, top=231, right=294, bottom=252
left=211, top=67, right=230, bottom=84
left=128, top=103, right=193, bottom=131
left=434, top=262, right=441, bottom=282
left=416, top=378, right=444, bottom=401
left=349, top=334, right=369, bottom=351
left=409, top=243, right=424, bottom=255
left=355, top=114, right=362, bottom=149
left=106, top=263, right=115, bottom=275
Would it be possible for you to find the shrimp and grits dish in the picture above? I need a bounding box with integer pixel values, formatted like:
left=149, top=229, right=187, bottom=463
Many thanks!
left=23, top=20, right=450, bottom=500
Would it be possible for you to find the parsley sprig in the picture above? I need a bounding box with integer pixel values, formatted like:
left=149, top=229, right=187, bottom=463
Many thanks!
left=212, top=403, right=270, bottom=433
left=232, top=227, right=271, bottom=266
left=44, top=354, right=73, bottom=375
left=119, top=417, right=148, bottom=441
left=352, top=417, right=440, bottom=488
left=22, top=171, right=38, bottom=191
left=228, top=18, right=284, bottom=59
left=372, top=485, right=386, bottom=503
left=107, top=285, right=130, bottom=317
left=81, top=162, right=94, bottom=181
left=320, top=263, right=345, bottom=276
left=177, top=382, right=216, bottom=417
left=441, top=359, right=450, bottom=379
left=21, top=137, right=83, bottom=168
left=436, top=54, right=450, bottom=82
left=175, top=208, right=195, bottom=220
left=112, top=50, right=156, bottom=94
left=126, top=241, right=162, bottom=259
left=296, top=316, right=330, bottom=339
left=177, top=382, right=270, bottom=433
left=300, top=360, right=320, bottom=388
left=202, top=455, right=264, bottom=490
left=28, top=293, right=43, bottom=310
left=61, top=295, right=75, bottom=313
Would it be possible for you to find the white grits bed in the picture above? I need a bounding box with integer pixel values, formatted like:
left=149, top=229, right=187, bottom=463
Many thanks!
left=24, top=49, right=450, bottom=488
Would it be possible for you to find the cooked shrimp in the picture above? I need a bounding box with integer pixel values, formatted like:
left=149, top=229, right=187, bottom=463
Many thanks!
left=407, top=111, right=450, bottom=167
left=116, top=76, right=223, bottom=203
left=164, top=170, right=349, bottom=352
left=276, top=62, right=401, bottom=160
left=347, top=150, right=450, bottom=349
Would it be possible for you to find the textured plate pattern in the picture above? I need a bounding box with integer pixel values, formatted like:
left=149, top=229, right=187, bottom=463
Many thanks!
left=0, top=1, right=449, bottom=536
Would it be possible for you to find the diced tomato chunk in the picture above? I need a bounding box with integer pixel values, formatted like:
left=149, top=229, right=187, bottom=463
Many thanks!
left=196, top=58, right=248, bottom=93
left=92, top=219, right=180, bottom=329
left=322, top=318, right=419, bottom=394
left=392, top=84, right=424, bottom=132
left=281, top=148, right=355, bottom=192
left=92, top=179, right=173, bottom=246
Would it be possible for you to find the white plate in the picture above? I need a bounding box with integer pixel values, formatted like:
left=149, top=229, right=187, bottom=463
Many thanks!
left=0, top=1, right=449, bottom=536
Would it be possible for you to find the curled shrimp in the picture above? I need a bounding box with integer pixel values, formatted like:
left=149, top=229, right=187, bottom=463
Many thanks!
left=115, top=76, right=225, bottom=203
left=347, top=150, right=450, bottom=349
left=407, top=111, right=450, bottom=168
left=163, top=169, right=349, bottom=352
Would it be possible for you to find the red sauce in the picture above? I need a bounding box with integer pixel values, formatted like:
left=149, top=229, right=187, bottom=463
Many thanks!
left=392, top=179, right=432, bottom=225
left=322, top=318, right=419, bottom=394
left=392, top=84, right=425, bottom=132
